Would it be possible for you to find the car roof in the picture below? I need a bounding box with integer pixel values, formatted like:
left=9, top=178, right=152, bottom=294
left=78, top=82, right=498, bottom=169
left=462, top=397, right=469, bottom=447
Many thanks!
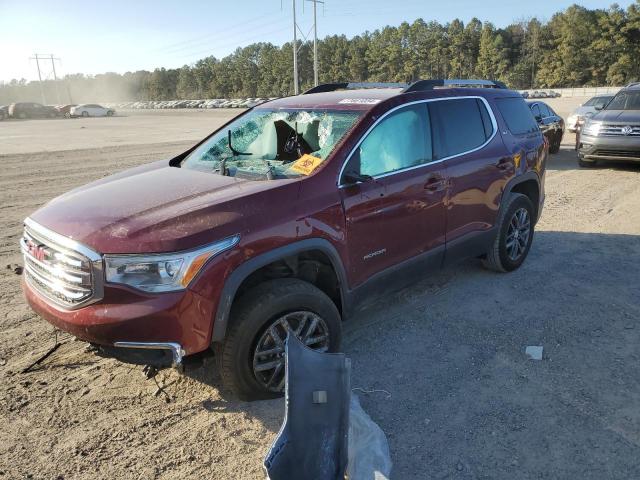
left=259, top=86, right=518, bottom=112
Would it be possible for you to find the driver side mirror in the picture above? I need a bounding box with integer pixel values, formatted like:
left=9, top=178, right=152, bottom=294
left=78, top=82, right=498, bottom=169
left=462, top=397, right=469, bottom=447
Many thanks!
left=342, top=171, right=373, bottom=185
left=594, top=105, right=604, bottom=111
left=535, top=115, right=543, bottom=122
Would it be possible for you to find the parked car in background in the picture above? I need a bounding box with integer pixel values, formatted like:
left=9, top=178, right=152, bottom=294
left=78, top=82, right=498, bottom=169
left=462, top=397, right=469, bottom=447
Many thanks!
left=8, top=102, right=58, bottom=119
left=0, top=105, right=8, bottom=120
left=528, top=101, right=564, bottom=153
left=55, top=104, right=77, bottom=118
left=70, top=104, right=115, bottom=117
left=578, top=82, right=640, bottom=167
left=21, top=79, right=547, bottom=400
left=566, top=95, right=614, bottom=132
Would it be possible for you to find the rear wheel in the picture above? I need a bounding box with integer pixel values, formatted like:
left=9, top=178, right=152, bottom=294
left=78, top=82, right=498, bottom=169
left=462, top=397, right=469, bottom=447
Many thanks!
left=216, top=278, right=341, bottom=401
left=482, top=193, right=535, bottom=272
left=106, top=110, right=114, bottom=117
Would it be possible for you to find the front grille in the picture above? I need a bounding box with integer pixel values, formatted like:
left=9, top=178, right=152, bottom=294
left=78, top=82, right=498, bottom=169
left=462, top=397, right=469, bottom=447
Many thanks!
left=593, top=149, right=640, bottom=158
left=21, top=219, right=103, bottom=309
left=599, top=124, right=640, bottom=136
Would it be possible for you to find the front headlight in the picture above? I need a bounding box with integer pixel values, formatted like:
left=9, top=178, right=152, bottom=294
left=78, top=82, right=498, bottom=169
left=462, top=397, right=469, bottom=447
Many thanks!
left=582, top=121, right=602, bottom=136
left=104, top=235, right=239, bottom=292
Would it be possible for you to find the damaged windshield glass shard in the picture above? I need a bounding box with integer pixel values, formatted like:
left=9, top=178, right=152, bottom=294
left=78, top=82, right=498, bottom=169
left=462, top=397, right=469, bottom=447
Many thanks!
left=182, top=109, right=362, bottom=180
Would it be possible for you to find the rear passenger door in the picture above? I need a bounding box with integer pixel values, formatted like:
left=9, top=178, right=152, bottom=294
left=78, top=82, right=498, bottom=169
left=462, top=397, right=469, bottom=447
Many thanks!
left=339, top=103, right=447, bottom=286
left=429, top=97, right=512, bottom=260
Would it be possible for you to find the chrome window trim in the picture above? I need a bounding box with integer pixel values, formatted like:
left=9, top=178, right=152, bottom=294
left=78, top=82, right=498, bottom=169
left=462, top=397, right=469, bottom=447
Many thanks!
left=337, top=96, right=498, bottom=187
left=23, top=217, right=104, bottom=311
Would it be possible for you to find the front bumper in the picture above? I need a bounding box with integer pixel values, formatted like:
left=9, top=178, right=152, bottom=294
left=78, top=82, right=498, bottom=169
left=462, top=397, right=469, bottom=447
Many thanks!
left=578, top=134, right=640, bottom=162
left=22, top=276, right=216, bottom=357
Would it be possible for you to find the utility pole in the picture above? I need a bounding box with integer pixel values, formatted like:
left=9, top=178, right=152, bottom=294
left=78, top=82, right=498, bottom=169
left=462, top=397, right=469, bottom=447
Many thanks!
left=292, top=0, right=299, bottom=94
left=49, top=54, right=62, bottom=104
left=29, top=53, right=62, bottom=104
left=306, top=0, right=324, bottom=86
left=30, top=54, right=47, bottom=104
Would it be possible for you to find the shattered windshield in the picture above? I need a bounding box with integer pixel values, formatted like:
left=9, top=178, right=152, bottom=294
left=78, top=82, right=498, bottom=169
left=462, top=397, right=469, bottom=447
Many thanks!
left=182, top=109, right=362, bottom=180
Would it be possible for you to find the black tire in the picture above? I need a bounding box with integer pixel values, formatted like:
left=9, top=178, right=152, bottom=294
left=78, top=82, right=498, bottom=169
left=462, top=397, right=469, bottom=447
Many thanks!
left=216, top=278, right=342, bottom=401
left=482, top=193, right=535, bottom=273
left=549, top=131, right=561, bottom=154
left=81, top=111, right=89, bottom=117
left=106, top=110, right=114, bottom=117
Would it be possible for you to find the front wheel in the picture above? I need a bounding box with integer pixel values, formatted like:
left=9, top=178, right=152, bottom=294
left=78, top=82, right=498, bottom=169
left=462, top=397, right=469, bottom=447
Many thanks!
left=482, top=193, right=535, bottom=272
left=216, top=278, right=342, bottom=401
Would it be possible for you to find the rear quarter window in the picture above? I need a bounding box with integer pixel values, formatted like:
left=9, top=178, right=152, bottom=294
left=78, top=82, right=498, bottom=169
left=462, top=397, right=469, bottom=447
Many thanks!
left=495, top=97, right=539, bottom=135
left=430, top=98, right=493, bottom=158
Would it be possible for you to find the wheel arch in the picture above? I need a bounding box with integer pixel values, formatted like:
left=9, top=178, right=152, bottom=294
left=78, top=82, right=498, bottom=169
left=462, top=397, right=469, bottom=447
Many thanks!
left=210, top=238, right=350, bottom=344
left=502, top=172, right=541, bottom=223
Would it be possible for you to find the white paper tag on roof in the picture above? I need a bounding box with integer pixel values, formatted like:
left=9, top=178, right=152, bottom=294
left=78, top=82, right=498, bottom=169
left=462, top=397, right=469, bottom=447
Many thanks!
left=338, top=98, right=381, bottom=105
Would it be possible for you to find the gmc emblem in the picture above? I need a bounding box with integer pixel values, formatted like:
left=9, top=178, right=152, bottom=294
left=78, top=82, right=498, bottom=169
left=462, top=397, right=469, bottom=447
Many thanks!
left=27, top=241, right=47, bottom=261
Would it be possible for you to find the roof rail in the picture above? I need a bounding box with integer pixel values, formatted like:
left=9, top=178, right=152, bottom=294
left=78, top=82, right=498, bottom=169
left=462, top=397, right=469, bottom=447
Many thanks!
left=303, top=82, right=408, bottom=94
left=403, top=79, right=508, bottom=93
left=625, top=81, right=640, bottom=88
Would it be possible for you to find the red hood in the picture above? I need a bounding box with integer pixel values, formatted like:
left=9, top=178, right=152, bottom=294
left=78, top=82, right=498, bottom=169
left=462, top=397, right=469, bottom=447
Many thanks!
left=30, top=164, right=299, bottom=254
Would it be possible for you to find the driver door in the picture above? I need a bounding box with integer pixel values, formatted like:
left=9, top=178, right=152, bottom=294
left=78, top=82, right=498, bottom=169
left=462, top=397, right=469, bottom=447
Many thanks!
left=339, top=103, right=447, bottom=287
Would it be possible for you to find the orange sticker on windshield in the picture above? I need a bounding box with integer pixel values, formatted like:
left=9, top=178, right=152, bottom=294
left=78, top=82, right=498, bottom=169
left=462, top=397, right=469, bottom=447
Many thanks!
left=290, top=154, right=323, bottom=175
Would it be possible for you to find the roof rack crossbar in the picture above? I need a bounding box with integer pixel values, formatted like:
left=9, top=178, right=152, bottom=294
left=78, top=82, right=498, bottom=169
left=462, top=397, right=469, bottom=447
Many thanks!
left=303, top=82, right=408, bottom=95
left=402, top=79, right=508, bottom=93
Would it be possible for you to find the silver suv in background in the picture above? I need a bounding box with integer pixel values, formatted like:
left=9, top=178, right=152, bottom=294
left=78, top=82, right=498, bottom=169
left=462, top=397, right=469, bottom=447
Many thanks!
left=567, top=95, right=614, bottom=132
left=578, top=83, right=640, bottom=167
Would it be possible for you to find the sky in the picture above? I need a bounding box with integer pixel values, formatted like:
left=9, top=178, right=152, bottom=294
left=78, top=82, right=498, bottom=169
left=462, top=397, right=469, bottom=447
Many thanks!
left=0, top=0, right=634, bottom=82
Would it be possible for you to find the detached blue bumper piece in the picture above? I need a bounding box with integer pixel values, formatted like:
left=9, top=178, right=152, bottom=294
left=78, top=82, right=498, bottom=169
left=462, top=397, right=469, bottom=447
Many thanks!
left=264, top=334, right=351, bottom=480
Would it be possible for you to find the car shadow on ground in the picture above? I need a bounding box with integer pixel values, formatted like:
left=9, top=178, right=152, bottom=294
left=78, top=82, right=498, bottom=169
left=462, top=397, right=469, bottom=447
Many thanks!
left=180, top=230, right=640, bottom=479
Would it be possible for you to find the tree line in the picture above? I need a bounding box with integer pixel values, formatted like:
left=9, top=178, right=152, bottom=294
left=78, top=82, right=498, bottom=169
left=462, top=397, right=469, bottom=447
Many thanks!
left=1, top=3, right=639, bottom=104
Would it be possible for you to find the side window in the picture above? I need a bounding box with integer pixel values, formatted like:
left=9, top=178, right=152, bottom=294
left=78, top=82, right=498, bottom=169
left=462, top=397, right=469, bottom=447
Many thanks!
left=531, top=104, right=541, bottom=119
left=347, top=104, right=432, bottom=178
left=495, top=97, right=540, bottom=135
left=430, top=98, right=490, bottom=158
left=539, top=103, right=551, bottom=118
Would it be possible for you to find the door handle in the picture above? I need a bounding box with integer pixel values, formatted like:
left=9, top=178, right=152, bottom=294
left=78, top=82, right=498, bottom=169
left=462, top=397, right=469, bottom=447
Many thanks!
left=424, top=175, right=446, bottom=192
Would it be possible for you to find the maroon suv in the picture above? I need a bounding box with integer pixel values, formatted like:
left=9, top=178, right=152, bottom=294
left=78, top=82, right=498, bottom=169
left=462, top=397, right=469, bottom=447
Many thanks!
left=22, top=79, right=547, bottom=400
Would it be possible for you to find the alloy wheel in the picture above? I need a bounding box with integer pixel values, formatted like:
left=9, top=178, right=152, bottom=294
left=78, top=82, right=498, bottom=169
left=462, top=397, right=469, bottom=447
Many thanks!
left=505, top=207, right=531, bottom=261
left=252, top=311, right=330, bottom=392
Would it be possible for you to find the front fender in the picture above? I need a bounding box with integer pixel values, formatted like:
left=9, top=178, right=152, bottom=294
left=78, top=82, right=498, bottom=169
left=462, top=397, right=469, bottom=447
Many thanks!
left=210, top=238, right=350, bottom=343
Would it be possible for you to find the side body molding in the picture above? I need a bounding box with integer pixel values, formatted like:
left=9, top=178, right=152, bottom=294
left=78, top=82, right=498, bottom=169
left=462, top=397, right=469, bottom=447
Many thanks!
left=210, top=238, right=351, bottom=343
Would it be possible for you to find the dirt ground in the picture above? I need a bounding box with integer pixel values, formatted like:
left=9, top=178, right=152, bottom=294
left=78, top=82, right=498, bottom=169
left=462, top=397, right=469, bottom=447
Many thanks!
left=1, top=101, right=639, bottom=479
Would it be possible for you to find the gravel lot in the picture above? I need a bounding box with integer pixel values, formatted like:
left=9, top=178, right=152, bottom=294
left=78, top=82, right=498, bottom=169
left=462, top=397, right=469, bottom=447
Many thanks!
left=1, top=102, right=639, bottom=479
